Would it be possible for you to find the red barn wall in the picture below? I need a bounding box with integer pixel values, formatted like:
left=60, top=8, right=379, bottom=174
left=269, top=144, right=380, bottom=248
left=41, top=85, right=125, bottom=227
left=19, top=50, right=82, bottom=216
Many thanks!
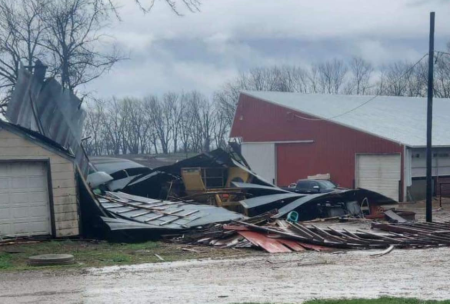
left=230, top=94, right=404, bottom=190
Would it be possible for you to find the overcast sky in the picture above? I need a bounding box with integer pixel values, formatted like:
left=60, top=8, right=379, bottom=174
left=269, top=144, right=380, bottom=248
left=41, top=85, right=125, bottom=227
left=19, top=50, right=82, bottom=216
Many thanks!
left=85, top=0, right=450, bottom=99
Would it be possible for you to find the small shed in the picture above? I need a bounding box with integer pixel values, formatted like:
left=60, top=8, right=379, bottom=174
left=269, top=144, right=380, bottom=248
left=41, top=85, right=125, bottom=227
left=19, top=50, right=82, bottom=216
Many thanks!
left=0, top=120, right=79, bottom=238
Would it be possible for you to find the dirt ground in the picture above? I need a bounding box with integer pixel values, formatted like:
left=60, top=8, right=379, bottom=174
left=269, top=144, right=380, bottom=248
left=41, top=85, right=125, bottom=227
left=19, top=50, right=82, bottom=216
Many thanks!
left=0, top=247, right=450, bottom=304
left=399, top=198, right=450, bottom=222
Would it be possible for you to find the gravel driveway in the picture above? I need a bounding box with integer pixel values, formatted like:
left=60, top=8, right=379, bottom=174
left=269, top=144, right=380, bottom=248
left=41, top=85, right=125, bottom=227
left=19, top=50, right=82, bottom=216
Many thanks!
left=1, top=247, right=450, bottom=304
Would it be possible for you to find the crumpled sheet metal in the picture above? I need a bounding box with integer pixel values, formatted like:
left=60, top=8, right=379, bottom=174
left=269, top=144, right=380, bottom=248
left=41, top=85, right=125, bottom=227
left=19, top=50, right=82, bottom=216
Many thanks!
left=90, top=157, right=149, bottom=175
left=129, top=148, right=273, bottom=193
left=99, top=191, right=244, bottom=231
left=232, top=182, right=289, bottom=194
left=6, top=67, right=88, bottom=175
left=273, top=188, right=399, bottom=219
left=240, top=193, right=303, bottom=209
left=273, top=193, right=330, bottom=219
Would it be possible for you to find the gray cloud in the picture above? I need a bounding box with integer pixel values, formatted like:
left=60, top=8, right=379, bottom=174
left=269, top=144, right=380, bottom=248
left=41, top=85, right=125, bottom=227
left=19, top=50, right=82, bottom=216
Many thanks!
left=85, top=0, right=450, bottom=99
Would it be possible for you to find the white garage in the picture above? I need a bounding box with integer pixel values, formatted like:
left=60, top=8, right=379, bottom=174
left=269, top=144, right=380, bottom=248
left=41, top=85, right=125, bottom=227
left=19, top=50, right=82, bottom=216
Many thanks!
left=356, top=154, right=401, bottom=201
left=0, top=162, right=51, bottom=237
left=0, top=121, right=80, bottom=238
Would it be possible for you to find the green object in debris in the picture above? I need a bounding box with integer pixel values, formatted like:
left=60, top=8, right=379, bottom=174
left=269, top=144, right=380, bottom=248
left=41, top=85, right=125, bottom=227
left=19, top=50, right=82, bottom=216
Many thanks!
left=93, top=188, right=102, bottom=195
left=286, top=211, right=299, bottom=223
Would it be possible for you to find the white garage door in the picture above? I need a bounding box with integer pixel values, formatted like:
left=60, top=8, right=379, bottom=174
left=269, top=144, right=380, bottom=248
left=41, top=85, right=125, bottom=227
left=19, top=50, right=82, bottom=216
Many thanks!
left=0, top=162, right=51, bottom=237
left=241, top=143, right=276, bottom=184
left=356, top=154, right=401, bottom=201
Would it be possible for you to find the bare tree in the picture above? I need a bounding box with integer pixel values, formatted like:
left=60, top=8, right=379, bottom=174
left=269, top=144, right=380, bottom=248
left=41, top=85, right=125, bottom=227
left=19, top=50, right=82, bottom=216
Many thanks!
left=121, top=97, right=146, bottom=154
left=0, top=0, right=48, bottom=107
left=377, top=62, right=414, bottom=96
left=164, top=92, right=182, bottom=153
left=83, top=50, right=450, bottom=157
left=143, top=95, right=174, bottom=154
left=104, top=97, right=127, bottom=155
left=131, top=0, right=201, bottom=15
left=347, top=56, right=373, bottom=95
left=185, top=91, right=214, bottom=152
left=307, top=65, right=320, bottom=93
left=214, top=81, right=246, bottom=127
left=214, top=65, right=312, bottom=126
left=83, top=98, right=107, bottom=155
left=41, top=0, right=123, bottom=92
left=432, top=45, right=450, bottom=98
left=316, top=59, right=348, bottom=94
left=212, top=102, right=230, bottom=149
left=179, top=92, right=194, bottom=155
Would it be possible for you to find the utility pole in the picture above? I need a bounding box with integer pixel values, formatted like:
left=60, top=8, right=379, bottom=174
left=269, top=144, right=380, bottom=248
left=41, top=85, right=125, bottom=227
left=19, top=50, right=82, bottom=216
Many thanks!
left=426, top=12, right=435, bottom=222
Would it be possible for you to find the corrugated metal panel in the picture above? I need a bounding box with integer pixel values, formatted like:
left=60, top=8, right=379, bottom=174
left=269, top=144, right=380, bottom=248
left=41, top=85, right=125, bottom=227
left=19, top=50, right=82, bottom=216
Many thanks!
left=231, top=94, right=404, bottom=189
left=356, top=154, right=401, bottom=200
left=410, top=148, right=450, bottom=178
left=99, top=191, right=244, bottom=230
left=241, top=142, right=275, bottom=184
left=6, top=67, right=88, bottom=176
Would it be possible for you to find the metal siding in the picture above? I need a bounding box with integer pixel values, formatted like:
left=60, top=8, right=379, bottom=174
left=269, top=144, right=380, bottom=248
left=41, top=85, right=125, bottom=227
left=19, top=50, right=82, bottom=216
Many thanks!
left=410, top=148, right=450, bottom=177
left=356, top=154, right=401, bottom=200
left=231, top=95, right=403, bottom=189
left=241, top=143, right=276, bottom=184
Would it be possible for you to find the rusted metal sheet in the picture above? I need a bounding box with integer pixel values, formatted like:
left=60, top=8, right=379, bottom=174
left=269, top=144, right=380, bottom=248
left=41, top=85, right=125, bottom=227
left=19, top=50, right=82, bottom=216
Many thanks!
left=277, top=239, right=306, bottom=252
left=237, top=231, right=291, bottom=253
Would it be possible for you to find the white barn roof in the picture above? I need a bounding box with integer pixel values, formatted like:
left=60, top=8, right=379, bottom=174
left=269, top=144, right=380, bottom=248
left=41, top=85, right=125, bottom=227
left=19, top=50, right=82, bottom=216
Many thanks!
left=242, top=91, right=450, bottom=148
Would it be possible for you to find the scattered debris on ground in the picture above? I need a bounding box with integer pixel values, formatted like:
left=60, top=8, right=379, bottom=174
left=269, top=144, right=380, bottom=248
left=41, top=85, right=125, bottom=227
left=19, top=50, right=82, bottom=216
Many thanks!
left=171, top=215, right=450, bottom=253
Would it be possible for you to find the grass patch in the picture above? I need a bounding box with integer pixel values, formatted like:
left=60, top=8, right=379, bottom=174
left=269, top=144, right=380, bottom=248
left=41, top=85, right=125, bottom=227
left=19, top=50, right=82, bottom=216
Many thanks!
left=0, top=253, right=12, bottom=269
left=0, top=239, right=255, bottom=272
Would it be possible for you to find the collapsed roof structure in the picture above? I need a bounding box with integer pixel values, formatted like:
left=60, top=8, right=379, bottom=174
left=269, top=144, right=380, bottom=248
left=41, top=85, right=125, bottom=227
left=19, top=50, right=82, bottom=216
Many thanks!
left=5, top=63, right=443, bottom=256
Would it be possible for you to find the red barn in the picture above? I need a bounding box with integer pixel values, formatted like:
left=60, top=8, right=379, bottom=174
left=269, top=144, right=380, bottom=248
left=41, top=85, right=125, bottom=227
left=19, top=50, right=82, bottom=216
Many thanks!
left=230, top=91, right=450, bottom=202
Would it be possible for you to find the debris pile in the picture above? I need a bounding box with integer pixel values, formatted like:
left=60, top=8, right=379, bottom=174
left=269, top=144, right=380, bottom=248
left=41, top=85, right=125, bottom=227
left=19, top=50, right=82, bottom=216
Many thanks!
left=174, top=209, right=450, bottom=253
left=373, top=221, right=450, bottom=245
left=174, top=218, right=450, bottom=253
left=83, top=146, right=427, bottom=252
left=98, top=191, right=243, bottom=231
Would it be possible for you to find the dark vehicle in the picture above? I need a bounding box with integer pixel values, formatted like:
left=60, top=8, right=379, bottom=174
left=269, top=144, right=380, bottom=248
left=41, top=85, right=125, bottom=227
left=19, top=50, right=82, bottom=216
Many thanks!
left=286, top=179, right=341, bottom=194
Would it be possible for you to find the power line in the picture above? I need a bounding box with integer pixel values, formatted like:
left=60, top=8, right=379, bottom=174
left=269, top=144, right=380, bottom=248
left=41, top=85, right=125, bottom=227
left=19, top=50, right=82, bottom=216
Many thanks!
left=293, top=53, right=429, bottom=122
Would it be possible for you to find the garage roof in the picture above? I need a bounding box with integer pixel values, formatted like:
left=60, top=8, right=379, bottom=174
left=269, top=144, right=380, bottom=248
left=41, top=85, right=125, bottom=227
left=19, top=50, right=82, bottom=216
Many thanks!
left=0, top=119, right=74, bottom=160
left=242, top=91, right=450, bottom=148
